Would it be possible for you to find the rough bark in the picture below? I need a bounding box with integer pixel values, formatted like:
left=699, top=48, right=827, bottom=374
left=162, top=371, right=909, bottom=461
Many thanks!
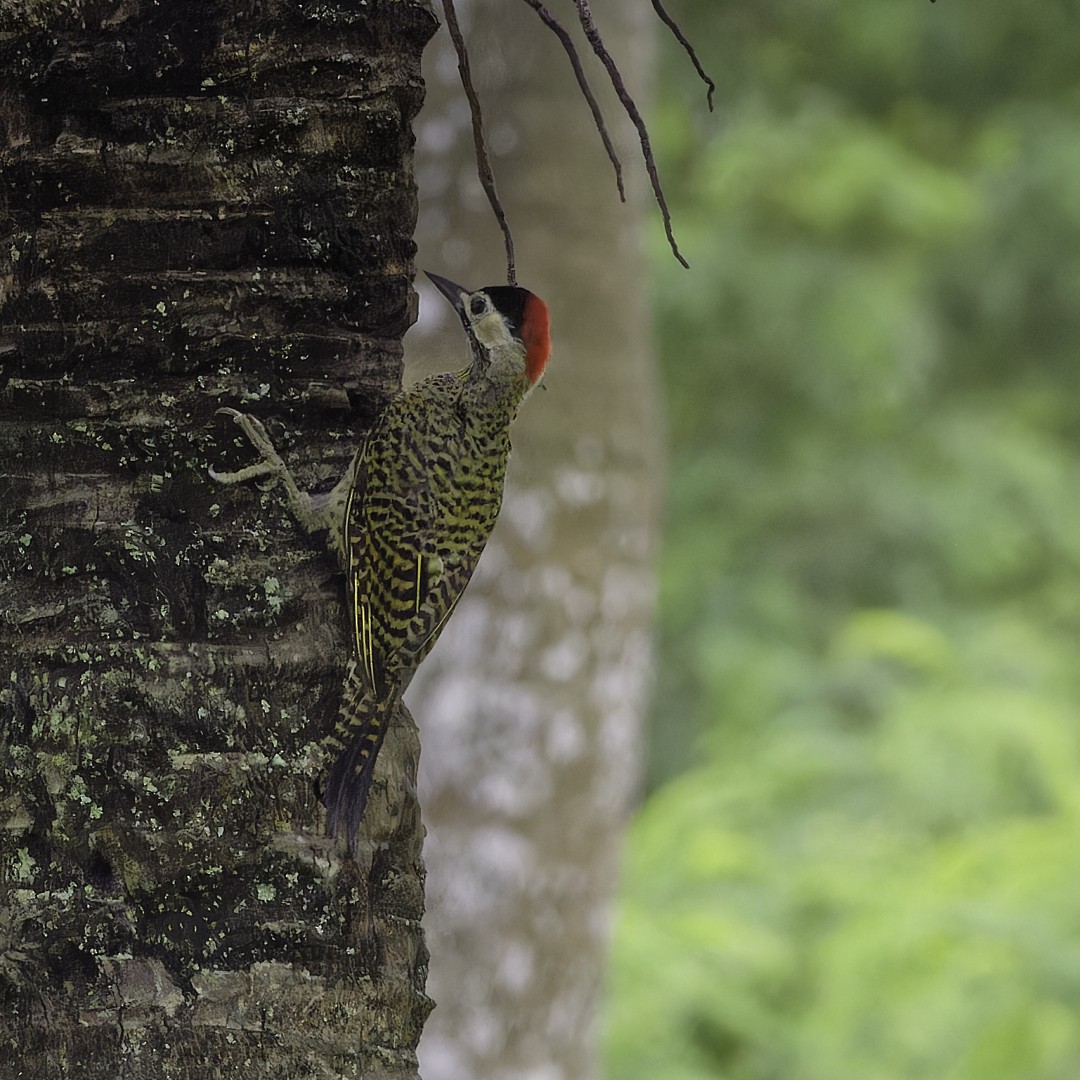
left=0, top=1, right=435, bottom=1075
left=410, top=4, right=660, bottom=1078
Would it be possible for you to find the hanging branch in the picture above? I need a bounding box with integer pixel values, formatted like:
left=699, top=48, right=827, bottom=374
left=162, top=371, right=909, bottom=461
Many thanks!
left=440, top=0, right=715, bottom=274
left=650, top=0, right=716, bottom=111
left=440, top=0, right=517, bottom=285
left=571, top=0, right=689, bottom=268
left=519, top=0, right=625, bottom=202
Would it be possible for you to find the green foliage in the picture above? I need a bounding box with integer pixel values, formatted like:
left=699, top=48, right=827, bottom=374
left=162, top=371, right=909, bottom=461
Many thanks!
left=604, top=1, right=1080, bottom=1076
left=609, top=613, right=1080, bottom=1079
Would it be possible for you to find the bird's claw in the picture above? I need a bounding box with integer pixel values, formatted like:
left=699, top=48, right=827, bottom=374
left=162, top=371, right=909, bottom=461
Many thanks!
left=210, top=407, right=287, bottom=486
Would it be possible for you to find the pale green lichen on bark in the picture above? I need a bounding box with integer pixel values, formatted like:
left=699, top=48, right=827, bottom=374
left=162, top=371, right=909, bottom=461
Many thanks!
left=1, top=0, right=437, bottom=1073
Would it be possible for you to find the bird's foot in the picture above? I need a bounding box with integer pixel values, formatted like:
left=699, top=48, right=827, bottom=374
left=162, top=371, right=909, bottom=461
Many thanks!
left=209, top=407, right=288, bottom=487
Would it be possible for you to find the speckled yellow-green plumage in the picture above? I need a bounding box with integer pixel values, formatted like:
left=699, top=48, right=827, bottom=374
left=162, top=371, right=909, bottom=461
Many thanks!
left=322, top=367, right=526, bottom=845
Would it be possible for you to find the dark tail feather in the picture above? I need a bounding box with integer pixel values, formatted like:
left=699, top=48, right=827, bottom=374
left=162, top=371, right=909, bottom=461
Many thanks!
left=322, top=666, right=394, bottom=853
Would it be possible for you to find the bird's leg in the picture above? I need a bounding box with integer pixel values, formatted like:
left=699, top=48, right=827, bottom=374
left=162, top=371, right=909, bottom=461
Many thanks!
left=210, top=407, right=356, bottom=563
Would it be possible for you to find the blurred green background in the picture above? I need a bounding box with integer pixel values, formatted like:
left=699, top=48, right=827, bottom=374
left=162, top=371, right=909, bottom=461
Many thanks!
left=602, top=2, right=1080, bottom=1077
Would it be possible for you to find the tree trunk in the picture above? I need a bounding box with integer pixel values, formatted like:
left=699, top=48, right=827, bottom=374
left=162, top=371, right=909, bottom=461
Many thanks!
left=0, top=1, right=435, bottom=1075
left=410, top=4, right=660, bottom=1078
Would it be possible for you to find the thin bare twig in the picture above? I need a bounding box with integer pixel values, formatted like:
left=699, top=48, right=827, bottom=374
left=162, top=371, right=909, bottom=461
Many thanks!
left=572, top=0, right=689, bottom=268
left=439, top=0, right=710, bottom=272
left=440, top=0, right=517, bottom=285
left=650, top=0, right=715, bottom=111
left=519, top=0, right=625, bottom=202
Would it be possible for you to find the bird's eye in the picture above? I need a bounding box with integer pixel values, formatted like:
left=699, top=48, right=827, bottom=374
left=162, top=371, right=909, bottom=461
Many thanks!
left=469, top=296, right=487, bottom=316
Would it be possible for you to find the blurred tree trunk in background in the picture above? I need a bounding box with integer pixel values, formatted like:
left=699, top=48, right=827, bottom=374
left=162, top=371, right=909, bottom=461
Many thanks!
left=0, top=1, right=434, bottom=1075
left=408, top=4, right=660, bottom=1079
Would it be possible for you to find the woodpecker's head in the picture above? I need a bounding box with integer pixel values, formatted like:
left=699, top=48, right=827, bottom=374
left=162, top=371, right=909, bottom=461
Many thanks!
left=426, top=270, right=551, bottom=387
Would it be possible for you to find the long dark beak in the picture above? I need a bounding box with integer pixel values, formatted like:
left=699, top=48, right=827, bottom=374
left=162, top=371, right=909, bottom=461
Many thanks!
left=424, top=270, right=468, bottom=317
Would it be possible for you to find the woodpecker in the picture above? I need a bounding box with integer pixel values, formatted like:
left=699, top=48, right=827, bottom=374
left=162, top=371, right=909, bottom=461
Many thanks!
left=210, top=271, right=552, bottom=852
